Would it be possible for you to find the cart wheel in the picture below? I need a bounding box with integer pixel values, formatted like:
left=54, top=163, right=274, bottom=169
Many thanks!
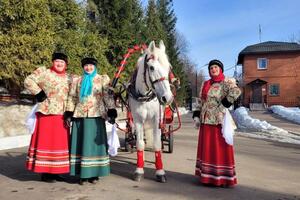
left=125, top=141, right=132, bottom=152
left=124, top=133, right=131, bottom=152
left=161, top=133, right=165, bottom=150
left=168, top=125, right=174, bottom=153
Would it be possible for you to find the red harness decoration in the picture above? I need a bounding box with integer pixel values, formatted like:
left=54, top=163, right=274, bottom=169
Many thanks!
left=111, top=44, right=147, bottom=88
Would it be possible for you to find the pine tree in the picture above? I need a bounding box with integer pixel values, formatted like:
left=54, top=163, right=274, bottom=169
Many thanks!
left=0, top=0, right=55, bottom=93
left=157, top=0, right=177, bottom=55
left=48, top=0, right=110, bottom=75
left=92, top=0, right=145, bottom=80
left=157, top=0, right=188, bottom=105
left=144, top=0, right=166, bottom=44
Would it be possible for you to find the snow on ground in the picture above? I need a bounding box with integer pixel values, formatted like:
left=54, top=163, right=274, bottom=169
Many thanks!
left=0, top=103, right=189, bottom=150
left=0, top=104, right=33, bottom=138
left=177, top=107, right=190, bottom=115
left=233, top=107, right=300, bottom=145
left=20, top=89, right=31, bottom=94
left=0, top=104, right=189, bottom=138
left=269, top=105, right=300, bottom=124
left=0, top=87, right=9, bottom=94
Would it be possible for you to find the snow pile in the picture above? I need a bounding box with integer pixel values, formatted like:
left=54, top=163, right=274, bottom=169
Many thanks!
left=0, top=87, right=9, bottom=94
left=0, top=104, right=33, bottom=138
left=177, top=107, right=190, bottom=115
left=20, top=89, right=31, bottom=94
left=233, top=107, right=300, bottom=144
left=233, top=107, right=286, bottom=132
left=270, top=105, right=300, bottom=124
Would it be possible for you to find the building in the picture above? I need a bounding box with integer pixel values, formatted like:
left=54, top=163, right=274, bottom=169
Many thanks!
left=237, top=41, right=300, bottom=109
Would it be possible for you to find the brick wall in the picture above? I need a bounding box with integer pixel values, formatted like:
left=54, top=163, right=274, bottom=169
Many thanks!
left=242, top=52, right=300, bottom=107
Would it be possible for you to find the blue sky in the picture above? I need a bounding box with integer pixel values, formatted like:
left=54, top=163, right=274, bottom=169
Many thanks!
left=144, top=0, right=300, bottom=78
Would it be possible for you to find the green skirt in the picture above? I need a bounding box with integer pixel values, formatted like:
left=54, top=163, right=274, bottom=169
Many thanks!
left=70, top=117, right=110, bottom=178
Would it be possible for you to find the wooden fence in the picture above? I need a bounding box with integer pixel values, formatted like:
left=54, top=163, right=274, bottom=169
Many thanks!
left=0, top=93, right=35, bottom=105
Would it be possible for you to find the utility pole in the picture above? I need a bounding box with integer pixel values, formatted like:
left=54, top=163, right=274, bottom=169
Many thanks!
left=195, top=63, right=208, bottom=97
left=195, top=71, right=198, bottom=97
left=259, top=24, right=262, bottom=42
left=233, top=59, right=238, bottom=79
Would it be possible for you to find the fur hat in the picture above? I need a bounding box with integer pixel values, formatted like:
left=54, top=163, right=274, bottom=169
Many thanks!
left=208, top=59, right=224, bottom=72
left=52, top=52, right=68, bottom=63
left=81, top=57, right=98, bottom=68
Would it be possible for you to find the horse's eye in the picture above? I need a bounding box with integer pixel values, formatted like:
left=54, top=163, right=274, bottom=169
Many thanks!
left=149, top=66, right=154, bottom=71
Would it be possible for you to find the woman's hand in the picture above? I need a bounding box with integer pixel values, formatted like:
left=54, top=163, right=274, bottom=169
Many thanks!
left=193, top=117, right=200, bottom=129
left=35, top=90, right=47, bottom=102
left=107, top=108, right=118, bottom=124
left=63, top=111, right=73, bottom=128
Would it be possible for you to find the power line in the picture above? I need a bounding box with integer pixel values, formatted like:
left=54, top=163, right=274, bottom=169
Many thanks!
left=224, top=65, right=236, bottom=71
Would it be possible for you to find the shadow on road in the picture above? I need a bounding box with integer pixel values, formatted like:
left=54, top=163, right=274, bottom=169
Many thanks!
left=109, top=154, right=299, bottom=200
left=0, top=147, right=299, bottom=199
left=0, top=149, right=38, bottom=181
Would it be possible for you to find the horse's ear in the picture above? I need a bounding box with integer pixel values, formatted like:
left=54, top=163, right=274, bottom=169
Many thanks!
left=148, top=41, right=156, bottom=53
left=159, top=40, right=166, bottom=52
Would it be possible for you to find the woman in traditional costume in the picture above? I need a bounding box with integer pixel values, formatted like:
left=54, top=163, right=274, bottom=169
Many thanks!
left=65, top=57, right=117, bottom=185
left=24, top=52, right=71, bottom=182
left=193, top=59, right=241, bottom=187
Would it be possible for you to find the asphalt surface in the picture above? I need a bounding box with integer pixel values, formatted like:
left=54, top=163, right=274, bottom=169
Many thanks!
left=0, top=113, right=299, bottom=200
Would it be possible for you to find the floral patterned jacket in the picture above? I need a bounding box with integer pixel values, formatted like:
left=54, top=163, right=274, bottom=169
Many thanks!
left=24, top=66, right=72, bottom=115
left=66, top=74, right=115, bottom=118
left=194, top=77, right=241, bottom=125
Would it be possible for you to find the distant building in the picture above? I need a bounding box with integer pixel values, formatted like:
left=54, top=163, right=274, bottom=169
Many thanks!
left=237, top=41, right=300, bottom=109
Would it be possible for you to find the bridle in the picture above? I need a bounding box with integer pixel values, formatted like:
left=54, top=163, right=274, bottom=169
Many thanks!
left=127, top=53, right=169, bottom=103
left=143, top=54, right=168, bottom=91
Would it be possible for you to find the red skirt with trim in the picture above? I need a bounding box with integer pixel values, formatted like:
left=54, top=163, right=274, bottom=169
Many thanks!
left=26, top=113, right=70, bottom=174
left=195, top=124, right=237, bottom=186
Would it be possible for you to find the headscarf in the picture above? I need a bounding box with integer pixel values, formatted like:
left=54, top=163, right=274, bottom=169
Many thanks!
left=79, top=68, right=97, bottom=102
left=50, top=65, right=66, bottom=74
left=201, top=69, right=225, bottom=101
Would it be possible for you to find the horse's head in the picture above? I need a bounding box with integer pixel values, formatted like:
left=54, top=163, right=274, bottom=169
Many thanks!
left=143, top=40, right=173, bottom=105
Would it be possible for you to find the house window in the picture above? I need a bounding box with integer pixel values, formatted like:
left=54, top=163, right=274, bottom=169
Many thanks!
left=269, top=84, right=279, bottom=96
left=257, top=58, right=268, bottom=69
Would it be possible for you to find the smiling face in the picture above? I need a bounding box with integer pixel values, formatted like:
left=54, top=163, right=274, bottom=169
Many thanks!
left=83, top=64, right=95, bottom=74
left=209, top=64, right=221, bottom=77
left=52, top=59, right=67, bottom=72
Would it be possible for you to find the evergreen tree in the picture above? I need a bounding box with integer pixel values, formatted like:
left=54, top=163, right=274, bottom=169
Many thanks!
left=144, top=0, right=166, bottom=44
left=92, top=0, right=145, bottom=80
left=0, top=0, right=54, bottom=93
left=48, top=0, right=110, bottom=75
left=157, top=0, right=188, bottom=105
left=0, top=0, right=110, bottom=93
left=157, top=0, right=177, bottom=55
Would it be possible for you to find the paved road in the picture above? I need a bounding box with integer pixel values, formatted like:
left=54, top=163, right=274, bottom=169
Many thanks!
left=0, top=113, right=300, bottom=200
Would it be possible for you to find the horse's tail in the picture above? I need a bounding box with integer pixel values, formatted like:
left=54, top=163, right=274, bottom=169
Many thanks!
left=144, top=123, right=154, bottom=149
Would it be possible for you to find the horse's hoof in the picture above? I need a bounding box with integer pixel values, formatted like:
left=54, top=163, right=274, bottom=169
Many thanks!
left=133, top=173, right=144, bottom=182
left=156, top=175, right=167, bottom=183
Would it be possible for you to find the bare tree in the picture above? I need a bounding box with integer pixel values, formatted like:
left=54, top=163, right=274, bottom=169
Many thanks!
left=175, top=30, right=189, bottom=56
left=288, top=31, right=300, bottom=44
left=180, top=54, right=205, bottom=97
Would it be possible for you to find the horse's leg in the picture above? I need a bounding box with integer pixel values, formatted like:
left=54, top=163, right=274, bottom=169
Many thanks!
left=152, top=108, right=167, bottom=183
left=133, top=122, right=145, bottom=181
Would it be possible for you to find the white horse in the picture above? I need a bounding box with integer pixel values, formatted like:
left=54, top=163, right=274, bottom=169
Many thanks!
left=128, top=40, right=173, bottom=183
